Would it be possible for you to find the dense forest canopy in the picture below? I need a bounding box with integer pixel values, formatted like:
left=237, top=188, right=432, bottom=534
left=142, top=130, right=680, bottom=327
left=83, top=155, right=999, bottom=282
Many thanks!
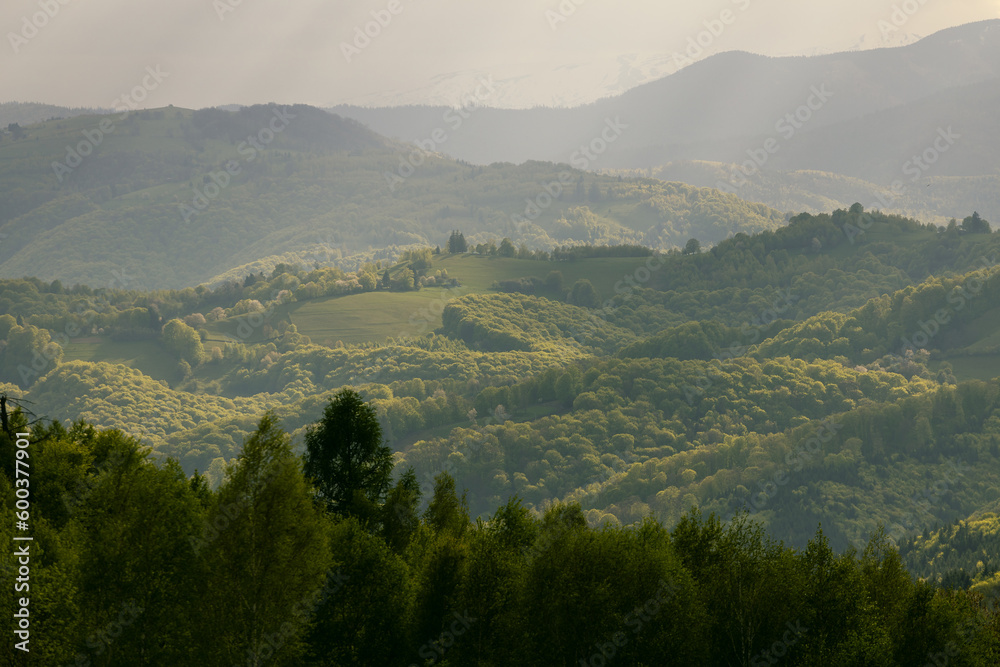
left=2, top=400, right=998, bottom=665
left=8, top=10, right=1000, bottom=666
left=1, top=207, right=998, bottom=545
left=2, top=204, right=1000, bottom=663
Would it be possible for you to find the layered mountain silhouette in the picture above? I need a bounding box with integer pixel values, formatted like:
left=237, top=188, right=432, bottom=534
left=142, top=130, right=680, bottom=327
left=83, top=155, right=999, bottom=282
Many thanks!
left=332, top=20, right=1000, bottom=222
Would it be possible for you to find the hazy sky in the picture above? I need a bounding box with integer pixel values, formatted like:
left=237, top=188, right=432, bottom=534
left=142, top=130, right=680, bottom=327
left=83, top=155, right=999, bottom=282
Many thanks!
left=2, top=0, right=998, bottom=109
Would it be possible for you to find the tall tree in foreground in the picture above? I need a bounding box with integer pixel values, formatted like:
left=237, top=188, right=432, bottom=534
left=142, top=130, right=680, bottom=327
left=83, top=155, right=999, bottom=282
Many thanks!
left=304, top=388, right=393, bottom=520
left=71, top=431, right=204, bottom=666
left=305, top=517, right=414, bottom=666
left=201, top=413, right=331, bottom=666
left=405, top=472, right=472, bottom=662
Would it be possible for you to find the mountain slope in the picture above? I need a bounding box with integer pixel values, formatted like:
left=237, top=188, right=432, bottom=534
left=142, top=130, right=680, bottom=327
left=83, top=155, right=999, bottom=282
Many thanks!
left=0, top=105, right=785, bottom=289
left=636, top=162, right=1000, bottom=227
left=2, top=208, right=999, bottom=552
left=0, top=101, right=112, bottom=127
left=332, top=21, right=1000, bottom=166
left=332, top=21, right=1000, bottom=223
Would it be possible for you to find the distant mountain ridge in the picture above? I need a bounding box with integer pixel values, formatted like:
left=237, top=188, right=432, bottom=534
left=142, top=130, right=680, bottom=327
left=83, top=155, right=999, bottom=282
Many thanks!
left=330, top=20, right=1000, bottom=222
left=331, top=21, right=1000, bottom=163
left=0, top=102, right=114, bottom=128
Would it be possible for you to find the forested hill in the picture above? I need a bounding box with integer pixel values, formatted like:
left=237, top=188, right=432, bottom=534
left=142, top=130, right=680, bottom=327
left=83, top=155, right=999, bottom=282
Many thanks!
left=899, top=511, right=1000, bottom=597
left=1, top=206, right=999, bottom=558
left=0, top=101, right=113, bottom=126
left=0, top=104, right=784, bottom=289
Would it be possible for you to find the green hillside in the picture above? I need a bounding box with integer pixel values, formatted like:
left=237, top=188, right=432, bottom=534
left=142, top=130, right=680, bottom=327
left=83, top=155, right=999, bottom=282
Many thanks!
left=280, top=254, right=650, bottom=345
left=1, top=207, right=999, bottom=558
left=898, top=511, right=1000, bottom=597
left=11, top=16, right=1000, bottom=667
left=0, top=105, right=785, bottom=289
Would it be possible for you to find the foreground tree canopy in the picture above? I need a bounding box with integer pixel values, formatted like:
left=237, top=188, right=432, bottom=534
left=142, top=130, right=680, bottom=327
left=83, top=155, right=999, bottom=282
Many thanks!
left=2, top=403, right=999, bottom=666
left=304, top=388, right=393, bottom=519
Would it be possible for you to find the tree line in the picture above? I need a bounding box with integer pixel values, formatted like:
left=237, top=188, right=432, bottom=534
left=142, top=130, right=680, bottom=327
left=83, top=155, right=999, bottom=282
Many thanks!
left=2, top=390, right=999, bottom=665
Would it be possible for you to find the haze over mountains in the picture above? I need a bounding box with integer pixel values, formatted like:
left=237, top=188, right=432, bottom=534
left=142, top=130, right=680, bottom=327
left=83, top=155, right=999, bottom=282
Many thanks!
left=333, top=20, right=1000, bottom=222
left=0, top=105, right=783, bottom=289
left=8, top=21, right=999, bottom=225
left=8, top=3, right=1000, bottom=663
